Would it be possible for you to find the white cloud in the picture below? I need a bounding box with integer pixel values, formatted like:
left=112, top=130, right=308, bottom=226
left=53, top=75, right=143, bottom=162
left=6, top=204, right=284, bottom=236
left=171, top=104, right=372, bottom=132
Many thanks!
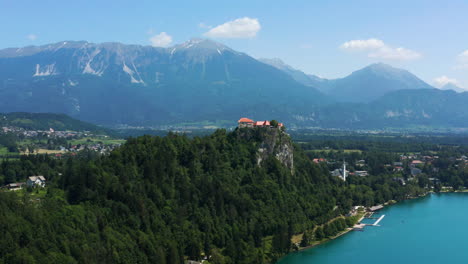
left=198, top=22, right=212, bottom=29
left=433, top=76, right=460, bottom=88
left=341, top=38, right=384, bottom=50
left=340, top=38, right=421, bottom=61
left=204, top=17, right=261, bottom=38
left=459, top=50, right=468, bottom=61
left=27, top=34, right=37, bottom=41
left=455, top=50, right=468, bottom=69
left=149, top=32, right=172, bottom=47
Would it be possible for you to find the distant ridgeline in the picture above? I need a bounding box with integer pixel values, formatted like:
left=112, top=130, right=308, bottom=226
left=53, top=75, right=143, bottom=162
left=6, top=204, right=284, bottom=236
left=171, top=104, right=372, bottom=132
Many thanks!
left=0, top=128, right=425, bottom=263
left=4, top=40, right=468, bottom=130
left=0, top=112, right=109, bottom=134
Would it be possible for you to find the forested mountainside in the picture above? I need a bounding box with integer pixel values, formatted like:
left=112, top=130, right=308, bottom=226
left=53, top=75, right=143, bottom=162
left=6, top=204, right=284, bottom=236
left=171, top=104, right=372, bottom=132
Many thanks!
left=0, top=112, right=108, bottom=133
left=0, top=128, right=426, bottom=263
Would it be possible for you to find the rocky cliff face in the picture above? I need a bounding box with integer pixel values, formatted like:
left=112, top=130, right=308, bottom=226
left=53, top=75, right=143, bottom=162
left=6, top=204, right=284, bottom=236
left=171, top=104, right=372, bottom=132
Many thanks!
left=236, top=127, right=294, bottom=173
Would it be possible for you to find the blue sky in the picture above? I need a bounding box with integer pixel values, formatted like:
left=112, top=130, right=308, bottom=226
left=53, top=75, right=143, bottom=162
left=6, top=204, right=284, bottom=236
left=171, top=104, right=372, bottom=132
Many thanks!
left=1, top=0, right=468, bottom=88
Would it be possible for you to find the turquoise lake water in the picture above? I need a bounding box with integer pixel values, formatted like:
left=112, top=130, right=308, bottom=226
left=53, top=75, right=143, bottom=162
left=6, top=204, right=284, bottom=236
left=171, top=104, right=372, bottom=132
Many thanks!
left=277, top=193, right=468, bottom=264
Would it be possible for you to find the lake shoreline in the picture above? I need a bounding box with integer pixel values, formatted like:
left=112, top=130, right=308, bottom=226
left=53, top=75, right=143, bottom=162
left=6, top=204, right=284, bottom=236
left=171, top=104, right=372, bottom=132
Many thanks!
left=292, top=227, right=354, bottom=253
left=281, top=190, right=468, bottom=263
left=287, top=194, right=429, bottom=257
left=275, top=191, right=468, bottom=263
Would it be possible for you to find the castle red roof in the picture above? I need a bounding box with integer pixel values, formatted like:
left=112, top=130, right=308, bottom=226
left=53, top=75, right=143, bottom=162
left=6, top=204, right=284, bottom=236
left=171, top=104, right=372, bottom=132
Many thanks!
left=255, top=121, right=264, bottom=126
left=238, top=117, right=254, bottom=123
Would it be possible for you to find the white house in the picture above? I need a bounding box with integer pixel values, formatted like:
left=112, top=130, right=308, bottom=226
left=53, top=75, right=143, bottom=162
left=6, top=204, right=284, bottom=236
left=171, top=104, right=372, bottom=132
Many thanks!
left=26, top=176, right=46, bottom=188
left=355, top=171, right=369, bottom=177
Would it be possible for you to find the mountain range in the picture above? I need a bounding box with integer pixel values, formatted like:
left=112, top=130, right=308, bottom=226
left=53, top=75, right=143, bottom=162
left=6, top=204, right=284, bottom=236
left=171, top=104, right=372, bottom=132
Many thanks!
left=260, top=59, right=434, bottom=102
left=0, top=39, right=328, bottom=126
left=439, top=83, right=465, bottom=93
left=0, top=39, right=467, bottom=130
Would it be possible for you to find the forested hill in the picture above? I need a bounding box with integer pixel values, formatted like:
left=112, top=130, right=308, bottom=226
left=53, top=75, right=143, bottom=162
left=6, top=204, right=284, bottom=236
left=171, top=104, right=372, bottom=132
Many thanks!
left=0, top=112, right=109, bottom=133
left=0, top=128, right=422, bottom=263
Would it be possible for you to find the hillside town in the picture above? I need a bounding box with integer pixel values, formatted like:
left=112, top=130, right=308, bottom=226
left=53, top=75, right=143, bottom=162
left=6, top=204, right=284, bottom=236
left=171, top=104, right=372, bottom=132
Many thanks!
left=1, top=126, right=122, bottom=156
left=313, top=150, right=468, bottom=189
left=2, top=126, right=101, bottom=138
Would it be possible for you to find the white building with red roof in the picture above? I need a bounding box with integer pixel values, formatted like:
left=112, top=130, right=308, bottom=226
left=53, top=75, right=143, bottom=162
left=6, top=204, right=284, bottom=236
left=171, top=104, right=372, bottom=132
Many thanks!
left=238, top=118, right=284, bottom=129
left=238, top=117, right=255, bottom=128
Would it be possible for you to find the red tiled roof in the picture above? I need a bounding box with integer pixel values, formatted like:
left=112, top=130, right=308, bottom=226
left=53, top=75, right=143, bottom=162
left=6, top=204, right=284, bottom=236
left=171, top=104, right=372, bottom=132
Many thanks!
left=255, top=121, right=264, bottom=126
left=238, top=117, right=254, bottom=123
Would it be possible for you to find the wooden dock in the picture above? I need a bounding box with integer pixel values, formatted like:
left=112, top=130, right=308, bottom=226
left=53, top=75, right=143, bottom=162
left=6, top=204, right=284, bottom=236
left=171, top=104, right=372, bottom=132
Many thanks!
left=372, top=214, right=385, bottom=226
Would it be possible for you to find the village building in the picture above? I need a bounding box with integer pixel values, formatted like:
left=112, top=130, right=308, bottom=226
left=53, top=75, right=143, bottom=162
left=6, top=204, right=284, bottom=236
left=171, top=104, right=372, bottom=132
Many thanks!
left=429, top=177, right=441, bottom=184
left=356, top=160, right=366, bottom=167
left=355, top=170, right=369, bottom=177
left=330, top=169, right=342, bottom=177
left=393, top=177, right=406, bottom=185
left=255, top=120, right=271, bottom=127
left=411, top=160, right=424, bottom=166
left=26, top=176, right=46, bottom=188
left=330, top=168, right=348, bottom=180
left=313, top=158, right=327, bottom=164
left=254, top=121, right=265, bottom=126
left=411, top=167, right=422, bottom=176
left=368, top=205, right=384, bottom=212
left=3, top=182, right=26, bottom=191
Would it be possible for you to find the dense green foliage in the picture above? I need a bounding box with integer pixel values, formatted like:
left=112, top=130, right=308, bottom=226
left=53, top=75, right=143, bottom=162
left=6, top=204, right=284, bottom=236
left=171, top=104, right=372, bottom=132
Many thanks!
left=0, top=129, right=447, bottom=263
left=0, top=133, right=19, bottom=152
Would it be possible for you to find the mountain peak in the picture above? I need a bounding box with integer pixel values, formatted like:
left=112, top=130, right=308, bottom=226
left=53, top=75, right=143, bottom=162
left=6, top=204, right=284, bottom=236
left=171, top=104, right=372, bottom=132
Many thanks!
left=258, top=58, right=292, bottom=71
left=440, top=83, right=465, bottom=93
left=328, top=63, right=433, bottom=102
left=352, top=63, right=426, bottom=83
left=367, top=62, right=393, bottom=69
left=168, top=38, right=234, bottom=58
left=361, top=63, right=406, bottom=75
left=174, top=38, right=230, bottom=51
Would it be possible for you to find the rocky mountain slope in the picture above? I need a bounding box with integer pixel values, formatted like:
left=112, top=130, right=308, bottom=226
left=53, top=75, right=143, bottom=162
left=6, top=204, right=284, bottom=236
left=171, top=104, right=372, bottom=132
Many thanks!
left=261, top=60, right=434, bottom=103
left=1, top=40, right=468, bottom=130
left=0, top=39, right=327, bottom=126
